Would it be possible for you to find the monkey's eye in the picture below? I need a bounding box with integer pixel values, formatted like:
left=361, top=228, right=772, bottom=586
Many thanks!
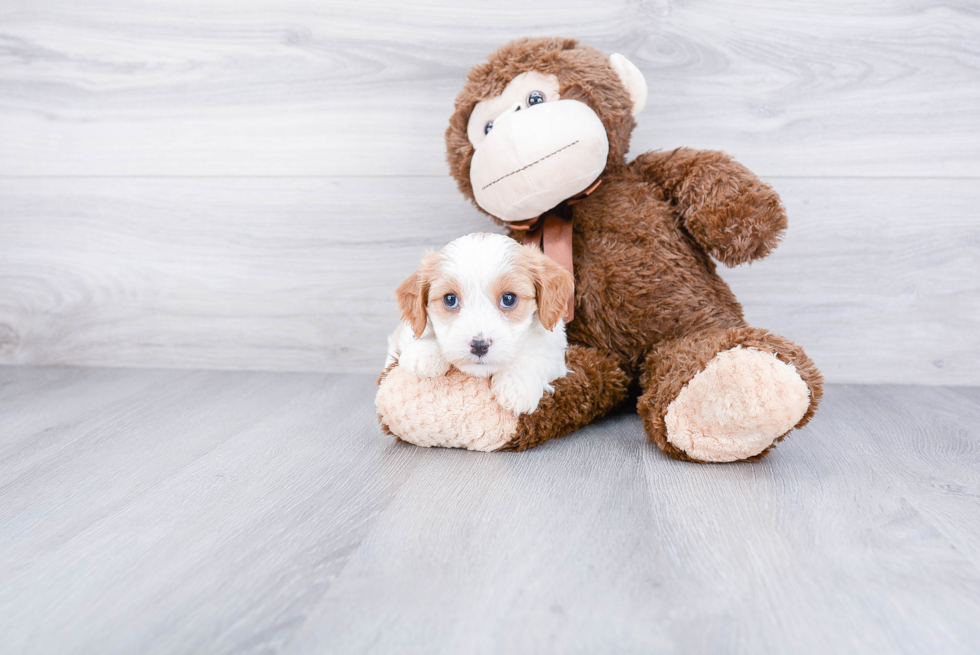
left=527, top=91, right=545, bottom=106
left=484, top=121, right=493, bottom=135
left=443, top=293, right=459, bottom=309
left=500, top=292, right=517, bottom=309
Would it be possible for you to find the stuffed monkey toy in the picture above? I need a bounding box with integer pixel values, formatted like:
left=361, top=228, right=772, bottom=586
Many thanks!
left=377, top=37, right=822, bottom=462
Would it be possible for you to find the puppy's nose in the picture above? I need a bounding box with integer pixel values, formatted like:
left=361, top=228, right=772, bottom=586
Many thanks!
left=469, top=338, right=490, bottom=357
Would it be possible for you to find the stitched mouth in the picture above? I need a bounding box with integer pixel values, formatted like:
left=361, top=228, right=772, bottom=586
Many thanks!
left=480, top=140, right=580, bottom=191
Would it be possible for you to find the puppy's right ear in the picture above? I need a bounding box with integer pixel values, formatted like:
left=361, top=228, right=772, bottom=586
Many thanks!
left=395, top=252, right=437, bottom=338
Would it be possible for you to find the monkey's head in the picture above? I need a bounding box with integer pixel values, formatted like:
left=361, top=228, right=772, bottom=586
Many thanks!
left=446, top=37, right=647, bottom=223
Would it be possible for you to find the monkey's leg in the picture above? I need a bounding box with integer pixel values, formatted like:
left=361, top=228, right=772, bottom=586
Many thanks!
left=377, top=344, right=630, bottom=452
left=499, top=344, right=631, bottom=451
left=636, top=327, right=823, bottom=462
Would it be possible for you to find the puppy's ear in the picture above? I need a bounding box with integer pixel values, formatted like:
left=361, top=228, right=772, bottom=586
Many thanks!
left=396, top=251, right=438, bottom=338
left=532, top=250, right=575, bottom=331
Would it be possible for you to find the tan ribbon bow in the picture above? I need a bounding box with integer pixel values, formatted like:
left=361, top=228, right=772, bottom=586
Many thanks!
left=507, top=178, right=602, bottom=324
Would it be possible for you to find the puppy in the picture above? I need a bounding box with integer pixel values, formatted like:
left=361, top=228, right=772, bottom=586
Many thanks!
left=386, top=232, right=574, bottom=415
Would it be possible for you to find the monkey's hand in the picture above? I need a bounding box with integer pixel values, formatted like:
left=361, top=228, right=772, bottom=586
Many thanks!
left=634, top=148, right=787, bottom=267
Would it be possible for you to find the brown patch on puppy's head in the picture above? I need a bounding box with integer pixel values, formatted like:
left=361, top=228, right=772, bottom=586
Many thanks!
left=446, top=37, right=638, bottom=214
left=490, top=270, right=537, bottom=326
left=395, top=251, right=441, bottom=338
left=426, top=275, right=462, bottom=327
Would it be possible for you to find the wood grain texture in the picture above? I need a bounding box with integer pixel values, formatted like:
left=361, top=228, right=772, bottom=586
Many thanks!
left=1, top=176, right=977, bottom=383
left=1, top=367, right=978, bottom=654
left=0, top=1, right=977, bottom=381
left=722, top=178, right=980, bottom=385
left=0, top=176, right=494, bottom=373
left=0, top=0, right=977, bottom=177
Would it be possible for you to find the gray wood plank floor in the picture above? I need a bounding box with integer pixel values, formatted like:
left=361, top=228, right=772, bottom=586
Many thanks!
left=1, top=367, right=978, bottom=654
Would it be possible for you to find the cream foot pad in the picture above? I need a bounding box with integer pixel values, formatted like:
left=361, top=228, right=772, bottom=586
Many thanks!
left=376, top=366, right=518, bottom=452
left=665, top=346, right=811, bottom=462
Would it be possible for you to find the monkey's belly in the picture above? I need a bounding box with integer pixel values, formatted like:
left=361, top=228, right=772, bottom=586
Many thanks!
left=568, top=237, right=745, bottom=369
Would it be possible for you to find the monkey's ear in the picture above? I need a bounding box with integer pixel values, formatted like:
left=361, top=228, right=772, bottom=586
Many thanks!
left=609, top=53, right=648, bottom=117
left=395, top=269, right=430, bottom=338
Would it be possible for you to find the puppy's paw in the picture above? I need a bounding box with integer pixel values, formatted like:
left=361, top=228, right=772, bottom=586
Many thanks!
left=399, top=345, right=450, bottom=378
left=491, top=371, right=546, bottom=416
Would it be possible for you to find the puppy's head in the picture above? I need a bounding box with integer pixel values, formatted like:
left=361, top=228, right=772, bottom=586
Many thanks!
left=396, top=232, right=573, bottom=376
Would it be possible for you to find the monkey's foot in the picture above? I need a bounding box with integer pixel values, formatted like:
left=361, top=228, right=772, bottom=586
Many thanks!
left=639, top=328, right=823, bottom=463
left=376, top=365, right=517, bottom=452
left=664, top=347, right=810, bottom=462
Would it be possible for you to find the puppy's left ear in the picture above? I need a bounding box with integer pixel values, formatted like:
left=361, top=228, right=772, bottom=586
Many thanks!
left=533, top=251, right=575, bottom=331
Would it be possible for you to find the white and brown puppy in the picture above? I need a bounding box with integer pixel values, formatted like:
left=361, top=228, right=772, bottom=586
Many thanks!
left=386, top=232, right=574, bottom=415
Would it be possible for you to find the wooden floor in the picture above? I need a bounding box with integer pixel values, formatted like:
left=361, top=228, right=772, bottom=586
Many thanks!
left=1, top=367, right=979, bottom=654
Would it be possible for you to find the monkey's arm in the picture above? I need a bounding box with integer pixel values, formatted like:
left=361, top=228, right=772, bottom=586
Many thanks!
left=634, top=148, right=786, bottom=267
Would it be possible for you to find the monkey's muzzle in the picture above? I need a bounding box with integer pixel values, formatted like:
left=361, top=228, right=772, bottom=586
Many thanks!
left=469, top=100, right=609, bottom=222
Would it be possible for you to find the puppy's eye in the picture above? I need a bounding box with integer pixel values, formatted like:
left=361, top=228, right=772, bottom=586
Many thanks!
left=500, top=292, right=517, bottom=309
left=527, top=91, right=545, bottom=106
left=484, top=121, right=493, bottom=135
left=443, top=293, right=459, bottom=309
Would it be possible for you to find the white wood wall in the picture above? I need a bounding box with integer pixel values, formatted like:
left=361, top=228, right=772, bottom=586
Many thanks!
left=1, top=0, right=978, bottom=384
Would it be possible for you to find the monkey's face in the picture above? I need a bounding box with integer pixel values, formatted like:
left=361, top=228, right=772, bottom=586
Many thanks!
left=466, top=71, right=610, bottom=222
left=451, top=41, right=649, bottom=224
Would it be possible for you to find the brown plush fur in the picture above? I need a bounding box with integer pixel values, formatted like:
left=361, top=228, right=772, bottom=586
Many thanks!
left=447, top=37, right=636, bottom=213
left=499, top=344, right=631, bottom=451
left=442, top=37, right=823, bottom=460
